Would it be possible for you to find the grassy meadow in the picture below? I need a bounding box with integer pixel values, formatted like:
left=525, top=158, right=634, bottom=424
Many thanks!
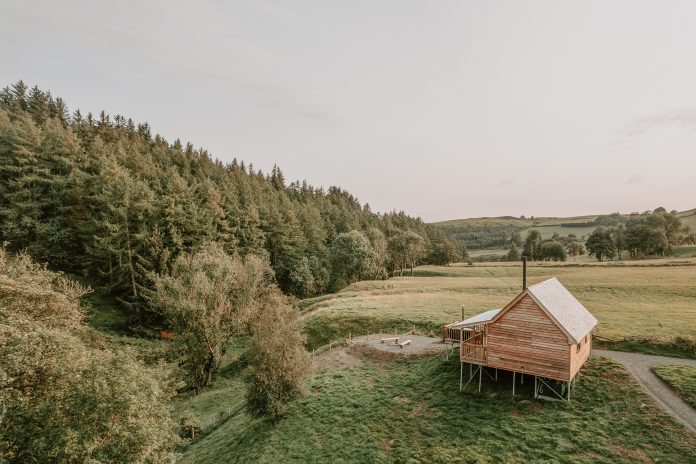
left=301, top=260, right=696, bottom=356
left=177, top=351, right=696, bottom=463
left=652, top=365, right=696, bottom=410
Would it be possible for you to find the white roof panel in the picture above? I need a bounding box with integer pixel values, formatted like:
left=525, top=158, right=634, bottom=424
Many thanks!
left=526, top=277, right=598, bottom=344
left=448, top=308, right=502, bottom=328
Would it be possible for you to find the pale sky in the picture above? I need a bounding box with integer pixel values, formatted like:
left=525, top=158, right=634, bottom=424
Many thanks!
left=2, top=1, right=696, bottom=222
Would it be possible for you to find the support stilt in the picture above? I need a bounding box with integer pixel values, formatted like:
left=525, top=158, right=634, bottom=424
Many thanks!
left=534, top=376, right=537, bottom=398
left=478, top=365, right=482, bottom=392
left=459, top=362, right=463, bottom=391
left=512, top=372, right=516, bottom=396
left=567, top=381, right=571, bottom=401
left=521, top=374, right=524, bottom=385
left=495, top=368, right=498, bottom=381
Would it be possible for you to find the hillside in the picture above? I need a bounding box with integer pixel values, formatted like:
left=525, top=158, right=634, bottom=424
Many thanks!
left=0, top=81, right=461, bottom=311
left=434, top=210, right=696, bottom=250
left=177, top=353, right=696, bottom=463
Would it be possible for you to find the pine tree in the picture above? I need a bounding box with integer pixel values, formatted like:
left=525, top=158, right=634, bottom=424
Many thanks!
left=0, top=110, right=44, bottom=249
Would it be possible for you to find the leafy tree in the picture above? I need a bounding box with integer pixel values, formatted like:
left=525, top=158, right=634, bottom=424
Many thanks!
left=427, top=232, right=463, bottom=266
left=609, top=225, right=627, bottom=260
left=387, top=230, right=427, bottom=276
left=329, top=230, right=377, bottom=289
left=149, top=243, right=274, bottom=389
left=539, top=240, right=567, bottom=261
left=365, top=227, right=389, bottom=277
left=288, top=256, right=317, bottom=298
left=522, top=230, right=542, bottom=260
left=585, top=228, right=616, bottom=261
left=244, top=292, right=311, bottom=418
left=506, top=242, right=520, bottom=261
left=566, top=241, right=585, bottom=258
left=403, top=230, right=427, bottom=274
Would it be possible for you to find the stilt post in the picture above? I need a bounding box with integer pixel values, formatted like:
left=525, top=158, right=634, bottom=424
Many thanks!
left=459, top=362, right=463, bottom=391
left=567, top=381, right=571, bottom=401
left=512, top=372, right=516, bottom=396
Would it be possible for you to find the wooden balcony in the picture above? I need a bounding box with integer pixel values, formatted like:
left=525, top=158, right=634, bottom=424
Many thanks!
left=460, top=332, right=487, bottom=364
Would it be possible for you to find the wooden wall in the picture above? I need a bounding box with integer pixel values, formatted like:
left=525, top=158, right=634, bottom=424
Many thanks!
left=569, top=333, right=592, bottom=379
left=486, top=295, right=572, bottom=381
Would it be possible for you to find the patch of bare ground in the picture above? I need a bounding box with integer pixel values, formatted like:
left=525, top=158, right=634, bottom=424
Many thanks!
left=351, top=335, right=446, bottom=359
left=410, top=402, right=426, bottom=417
left=608, top=444, right=653, bottom=463
left=511, top=399, right=543, bottom=416
left=312, top=347, right=362, bottom=372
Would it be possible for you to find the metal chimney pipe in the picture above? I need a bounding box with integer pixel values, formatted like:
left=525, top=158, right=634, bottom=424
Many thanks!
left=522, top=256, right=527, bottom=290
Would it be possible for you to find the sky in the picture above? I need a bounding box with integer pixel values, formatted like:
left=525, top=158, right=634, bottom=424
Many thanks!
left=2, top=0, right=696, bottom=222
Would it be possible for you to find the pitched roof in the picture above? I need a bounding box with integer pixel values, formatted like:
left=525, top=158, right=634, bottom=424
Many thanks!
left=524, top=277, right=597, bottom=344
left=447, top=308, right=502, bottom=329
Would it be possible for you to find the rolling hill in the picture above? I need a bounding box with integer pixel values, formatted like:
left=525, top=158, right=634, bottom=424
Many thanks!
left=433, top=209, right=696, bottom=251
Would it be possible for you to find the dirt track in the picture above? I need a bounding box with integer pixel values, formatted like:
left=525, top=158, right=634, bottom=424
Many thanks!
left=593, top=349, right=696, bottom=434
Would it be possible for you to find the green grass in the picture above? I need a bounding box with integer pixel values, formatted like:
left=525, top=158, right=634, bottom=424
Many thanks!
left=302, top=262, right=696, bottom=357
left=178, top=352, right=696, bottom=463
left=652, top=365, right=696, bottom=409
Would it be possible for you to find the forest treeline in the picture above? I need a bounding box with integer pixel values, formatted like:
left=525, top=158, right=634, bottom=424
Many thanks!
left=435, top=221, right=526, bottom=249
left=584, top=208, right=694, bottom=261
left=0, top=82, right=464, bottom=316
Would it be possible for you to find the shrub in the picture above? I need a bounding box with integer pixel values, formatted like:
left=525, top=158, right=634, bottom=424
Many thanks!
left=0, top=248, right=180, bottom=463
left=245, top=293, right=311, bottom=418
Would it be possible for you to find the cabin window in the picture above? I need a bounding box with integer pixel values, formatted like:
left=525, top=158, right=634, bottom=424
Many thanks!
left=576, top=343, right=581, bottom=353
left=584, top=335, right=588, bottom=344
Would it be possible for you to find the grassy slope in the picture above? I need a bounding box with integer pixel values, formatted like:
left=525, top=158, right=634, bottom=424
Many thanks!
left=302, top=261, right=696, bottom=356
left=652, top=365, right=696, bottom=409
left=73, top=271, right=696, bottom=462
left=180, top=352, right=696, bottom=464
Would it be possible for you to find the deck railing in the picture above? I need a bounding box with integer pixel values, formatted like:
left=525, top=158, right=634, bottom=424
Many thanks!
left=460, top=332, right=486, bottom=363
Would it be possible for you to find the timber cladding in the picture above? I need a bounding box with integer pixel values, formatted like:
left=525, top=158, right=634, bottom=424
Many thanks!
left=453, top=278, right=597, bottom=383
left=487, top=295, right=574, bottom=381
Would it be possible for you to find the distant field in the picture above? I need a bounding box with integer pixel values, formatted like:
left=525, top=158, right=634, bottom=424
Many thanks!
left=435, top=209, right=696, bottom=250
left=301, top=260, right=696, bottom=352
left=523, top=223, right=596, bottom=240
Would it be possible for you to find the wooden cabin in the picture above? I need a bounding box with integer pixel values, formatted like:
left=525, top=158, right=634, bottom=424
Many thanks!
left=444, top=278, right=597, bottom=397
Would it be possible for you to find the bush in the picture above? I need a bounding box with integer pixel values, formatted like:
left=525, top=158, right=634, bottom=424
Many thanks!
left=0, top=249, right=180, bottom=463
left=245, top=293, right=311, bottom=418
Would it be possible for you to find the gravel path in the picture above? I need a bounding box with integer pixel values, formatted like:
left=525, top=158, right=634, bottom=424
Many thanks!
left=354, top=334, right=446, bottom=355
left=593, top=349, right=696, bottom=434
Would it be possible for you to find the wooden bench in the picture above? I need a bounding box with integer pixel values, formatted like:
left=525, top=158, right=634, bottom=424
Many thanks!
left=397, top=339, right=412, bottom=348
left=381, top=337, right=399, bottom=344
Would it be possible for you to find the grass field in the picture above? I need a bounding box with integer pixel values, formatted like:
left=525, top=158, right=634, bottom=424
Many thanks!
left=177, top=350, right=696, bottom=463
left=301, top=260, right=696, bottom=356
left=652, top=365, right=696, bottom=409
